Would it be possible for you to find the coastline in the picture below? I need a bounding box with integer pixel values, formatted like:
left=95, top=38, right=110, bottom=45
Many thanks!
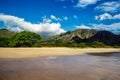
left=0, top=48, right=120, bottom=58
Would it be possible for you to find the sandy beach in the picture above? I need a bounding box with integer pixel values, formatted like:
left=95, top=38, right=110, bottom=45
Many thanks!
left=0, top=48, right=120, bottom=80
left=0, top=48, right=120, bottom=58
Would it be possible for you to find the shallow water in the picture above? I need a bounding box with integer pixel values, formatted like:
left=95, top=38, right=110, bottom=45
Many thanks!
left=0, top=53, right=120, bottom=80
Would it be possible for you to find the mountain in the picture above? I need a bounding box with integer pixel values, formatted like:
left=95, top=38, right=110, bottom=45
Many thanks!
left=87, top=31, right=120, bottom=45
left=0, top=29, right=120, bottom=47
left=0, top=29, right=16, bottom=47
left=0, top=29, right=16, bottom=38
left=51, top=29, right=99, bottom=42
left=50, top=29, right=120, bottom=46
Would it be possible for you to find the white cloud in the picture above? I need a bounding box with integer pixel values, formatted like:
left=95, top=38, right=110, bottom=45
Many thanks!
left=50, top=15, right=61, bottom=21
left=63, top=16, right=68, bottom=20
left=95, top=1, right=120, bottom=13
left=75, top=0, right=99, bottom=8
left=0, top=14, right=66, bottom=36
left=95, top=13, right=112, bottom=20
left=113, top=14, right=120, bottom=19
left=42, top=16, right=52, bottom=23
left=95, top=13, right=120, bottom=21
left=92, top=23, right=120, bottom=33
left=76, top=25, right=91, bottom=29
left=75, top=23, right=120, bottom=33
left=73, top=15, right=78, bottom=19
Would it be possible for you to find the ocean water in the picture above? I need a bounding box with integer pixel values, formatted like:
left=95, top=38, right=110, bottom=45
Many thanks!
left=0, top=52, right=120, bottom=80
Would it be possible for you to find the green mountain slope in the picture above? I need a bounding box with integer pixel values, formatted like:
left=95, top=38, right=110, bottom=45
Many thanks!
left=48, top=29, right=120, bottom=46
left=87, top=31, right=120, bottom=45
left=0, top=29, right=16, bottom=38
left=0, top=29, right=120, bottom=47
left=51, top=29, right=99, bottom=42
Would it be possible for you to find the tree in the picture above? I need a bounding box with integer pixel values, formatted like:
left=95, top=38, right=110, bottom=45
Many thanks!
left=0, top=37, right=10, bottom=47
left=78, top=43, right=88, bottom=48
left=54, top=39, right=65, bottom=47
left=9, top=31, right=42, bottom=47
left=91, top=41, right=106, bottom=48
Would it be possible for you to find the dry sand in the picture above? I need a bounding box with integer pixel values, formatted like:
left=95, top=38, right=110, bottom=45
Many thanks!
left=0, top=48, right=120, bottom=58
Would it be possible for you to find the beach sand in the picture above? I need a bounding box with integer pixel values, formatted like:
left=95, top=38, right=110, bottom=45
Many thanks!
left=0, top=48, right=120, bottom=80
left=0, top=48, right=120, bottom=58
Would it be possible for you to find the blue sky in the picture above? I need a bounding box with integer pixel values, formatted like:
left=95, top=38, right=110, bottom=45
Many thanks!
left=0, top=0, right=120, bottom=36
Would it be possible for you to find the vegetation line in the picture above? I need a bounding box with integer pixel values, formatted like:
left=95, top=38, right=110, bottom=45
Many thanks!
left=0, top=29, right=120, bottom=48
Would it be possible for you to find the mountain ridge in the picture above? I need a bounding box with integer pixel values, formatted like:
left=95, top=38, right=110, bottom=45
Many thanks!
left=0, top=29, right=120, bottom=47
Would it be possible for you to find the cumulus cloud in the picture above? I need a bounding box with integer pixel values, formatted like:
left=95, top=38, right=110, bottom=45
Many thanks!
left=75, top=0, right=99, bottom=8
left=92, top=23, right=120, bottom=33
left=63, top=16, right=68, bottom=20
left=95, top=1, right=120, bottom=13
left=113, top=14, right=120, bottom=19
left=95, top=13, right=112, bottom=20
left=95, top=13, right=120, bottom=21
left=76, top=23, right=120, bottom=33
left=0, top=14, right=66, bottom=36
left=76, top=25, right=91, bottom=29
left=50, top=15, right=61, bottom=21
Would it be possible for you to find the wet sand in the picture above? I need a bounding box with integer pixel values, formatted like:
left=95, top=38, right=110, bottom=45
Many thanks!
left=0, top=48, right=120, bottom=58
left=0, top=48, right=120, bottom=80
left=0, top=53, right=120, bottom=80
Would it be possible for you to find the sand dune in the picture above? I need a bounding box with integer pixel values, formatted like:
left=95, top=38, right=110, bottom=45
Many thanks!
left=0, top=48, right=120, bottom=58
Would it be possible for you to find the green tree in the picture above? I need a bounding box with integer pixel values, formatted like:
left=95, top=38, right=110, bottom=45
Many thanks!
left=54, top=39, right=65, bottom=47
left=0, top=37, right=10, bottom=47
left=9, top=31, right=42, bottom=47
left=91, top=41, right=106, bottom=48
left=78, top=43, right=88, bottom=48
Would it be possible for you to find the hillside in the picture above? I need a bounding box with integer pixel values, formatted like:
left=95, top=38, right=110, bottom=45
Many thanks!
left=51, top=29, right=99, bottom=42
left=0, top=29, right=16, bottom=38
left=49, top=29, right=120, bottom=46
left=0, top=29, right=120, bottom=47
left=87, top=31, right=120, bottom=45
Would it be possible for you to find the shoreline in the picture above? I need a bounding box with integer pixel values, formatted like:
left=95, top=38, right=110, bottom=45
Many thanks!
left=0, top=48, right=120, bottom=58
